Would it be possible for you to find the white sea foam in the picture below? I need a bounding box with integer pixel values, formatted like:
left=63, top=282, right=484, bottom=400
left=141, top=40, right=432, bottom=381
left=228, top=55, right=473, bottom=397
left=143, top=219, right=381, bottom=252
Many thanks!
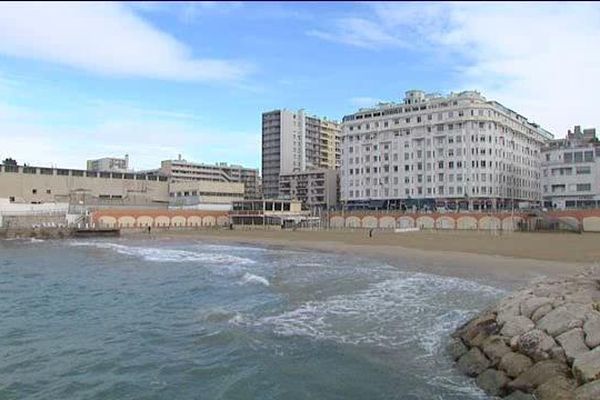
left=29, top=238, right=45, bottom=243
left=240, top=272, right=270, bottom=287
left=68, top=241, right=256, bottom=265
left=256, top=271, right=505, bottom=350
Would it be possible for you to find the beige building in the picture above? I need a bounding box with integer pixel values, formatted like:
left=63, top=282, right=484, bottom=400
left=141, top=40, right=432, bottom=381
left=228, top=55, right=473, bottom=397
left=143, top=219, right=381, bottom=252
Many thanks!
left=0, top=164, right=169, bottom=208
left=340, top=90, right=553, bottom=211
left=168, top=180, right=244, bottom=207
left=229, top=199, right=306, bottom=226
left=279, top=168, right=338, bottom=210
left=262, top=109, right=340, bottom=199
left=160, top=158, right=261, bottom=199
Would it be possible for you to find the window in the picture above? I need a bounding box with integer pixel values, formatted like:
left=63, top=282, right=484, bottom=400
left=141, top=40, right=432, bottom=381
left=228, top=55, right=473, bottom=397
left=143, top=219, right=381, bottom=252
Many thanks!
left=576, top=166, right=591, bottom=174
left=32, top=189, right=37, bottom=194
left=577, top=183, right=591, bottom=192
left=574, top=152, right=583, bottom=163
left=564, top=152, right=573, bottom=163
left=46, top=189, right=51, bottom=194
left=585, top=151, right=594, bottom=162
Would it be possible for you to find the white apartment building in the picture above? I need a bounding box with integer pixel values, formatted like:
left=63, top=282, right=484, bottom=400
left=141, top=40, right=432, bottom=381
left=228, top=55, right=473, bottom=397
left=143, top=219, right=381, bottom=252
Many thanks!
left=340, top=90, right=553, bottom=210
left=160, top=157, right=261, bottom=199
left=279, top=168, right=338, bottom=210
left=542, top=126, right=600, bottom=209
left=86, top=155, right=130, bottom=172
left=262, top=109, right=340, bottom=199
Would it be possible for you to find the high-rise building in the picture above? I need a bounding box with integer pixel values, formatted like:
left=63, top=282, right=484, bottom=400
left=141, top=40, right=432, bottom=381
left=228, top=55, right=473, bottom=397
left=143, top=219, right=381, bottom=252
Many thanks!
left=261, top=109, right=340, bottom=199
left=541, top=125, right=600, bottom=209
left=86, top=155, right=130, bottom=172
left=279, top=168, right=339, bottom=210
left=160, top=158, right=261, bottom=199
left=340, top=90, right=553, bottom=211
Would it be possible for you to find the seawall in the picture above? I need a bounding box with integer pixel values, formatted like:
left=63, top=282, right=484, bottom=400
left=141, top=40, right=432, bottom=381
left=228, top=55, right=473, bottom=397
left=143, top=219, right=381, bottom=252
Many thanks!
left=449, top=268, right=600, bottom=399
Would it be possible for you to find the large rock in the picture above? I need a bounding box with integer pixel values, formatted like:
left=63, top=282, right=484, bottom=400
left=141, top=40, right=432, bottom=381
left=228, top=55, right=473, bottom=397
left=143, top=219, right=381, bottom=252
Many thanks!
left=499, top=352, right=534, bottom=378
left=537, top=304, right=590, bottom=337
left=556, top=328, right=590, bottom=364
left=454, top=313, right=499, bottom=346
left=508, top=360, right=569, bottom=392
left=533, top=376, right=576, bottom=400
left=504, top=390, right=535, bottom=400
left=457, top=347, right=491, bottom=377
left=532, top=304, right=554, bottom=322
left=521, top=296, right=553, bottom=319
left=446, top=338, right=468, bottom=361
left=498, top=293, right=530, bottom=325
left=476, top=368, right=509, bottom=396
left=482, top=335, right=512, bottom=365
left=518, top=329, right=556, bottom=360
left=583, top=311, right=600, bottom=349
left=574, top=380, right=600, bottom=400
left=572, top=346, right=600, bottom=383
left=501, top=316, right=536, bottom=338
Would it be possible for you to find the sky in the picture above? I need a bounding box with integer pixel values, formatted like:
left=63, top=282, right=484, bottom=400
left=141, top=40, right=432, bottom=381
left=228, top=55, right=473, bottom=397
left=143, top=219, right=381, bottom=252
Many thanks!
left=1, top=1, right=599, bottom=171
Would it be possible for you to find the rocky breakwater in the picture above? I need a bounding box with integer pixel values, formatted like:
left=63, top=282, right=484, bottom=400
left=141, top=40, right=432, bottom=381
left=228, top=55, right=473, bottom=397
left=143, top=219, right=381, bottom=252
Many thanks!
left=448, top=269, right=600, bottom=399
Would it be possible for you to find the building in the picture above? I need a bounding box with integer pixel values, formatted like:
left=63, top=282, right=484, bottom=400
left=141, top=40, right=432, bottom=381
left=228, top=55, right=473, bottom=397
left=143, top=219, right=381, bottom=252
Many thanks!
left=168, top=180, right=245, bottom=210
left=541, top=125, right=600, bottom=209
left=0, top=163, right=169, bottom=208
left=160, top=158, right=261, bottom=199
left=279, top=168, right=338, bottom=210
left=86, top=155, right=130, bottom=172
left=229, top=199, right=307, bottom=226
left=262, top=109, right=340, bottom=199
left=340, top=90, right=554, bottom=211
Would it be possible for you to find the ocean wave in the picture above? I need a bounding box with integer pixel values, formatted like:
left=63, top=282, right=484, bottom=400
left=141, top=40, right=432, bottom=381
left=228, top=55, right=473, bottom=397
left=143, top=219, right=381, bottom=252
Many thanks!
left=255, top=271, right=505, bottom=350
left=68, top=241, right=256, bottom=265
left=240, top=273, right=270, bottom=287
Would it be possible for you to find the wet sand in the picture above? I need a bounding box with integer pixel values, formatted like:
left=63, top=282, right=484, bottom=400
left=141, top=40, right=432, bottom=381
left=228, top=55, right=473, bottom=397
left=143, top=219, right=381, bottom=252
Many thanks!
left=125, top=229, right=600, bottom=289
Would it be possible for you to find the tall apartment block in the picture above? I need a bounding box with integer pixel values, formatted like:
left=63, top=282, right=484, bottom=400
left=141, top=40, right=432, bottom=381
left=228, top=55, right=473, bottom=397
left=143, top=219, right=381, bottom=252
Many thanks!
left=340, top=90, right=554, bottom=210
left=541, top=125, right=600, bottom=209
left=262, top=109, right=340, bottom=199
left=160, top=157, right=261, bottom=199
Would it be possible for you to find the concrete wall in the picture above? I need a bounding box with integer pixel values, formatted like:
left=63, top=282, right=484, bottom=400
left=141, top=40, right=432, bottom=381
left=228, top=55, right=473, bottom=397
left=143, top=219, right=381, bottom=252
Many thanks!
left=91, top=209, right=230, bottom=229
left=327, top=210, right=600, bottom=232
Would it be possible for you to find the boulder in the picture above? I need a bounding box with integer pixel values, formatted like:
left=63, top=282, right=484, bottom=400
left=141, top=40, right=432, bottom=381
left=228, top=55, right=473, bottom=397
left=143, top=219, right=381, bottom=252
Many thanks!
left=508, top=360, right=569, bottom=392
left=550, top=346, right=568, bottom=364
left=518, top=329, right=556, bottom=360
left=532, top=304, right=554, bottom=322
left=498, top=294, right=529, bottom=325
left=457, top=347, right=490, bottom=377
left=574, top=380, right=600, bottom=400
left=454, top=313, right=499, bottom=346
left=482, top=335, right=512, bottom=365
left=572, top=346, right=600, bottom=383
left=521, top=296, right=553, bottom=319
left=504, top=390, right=535, bottom=400
left=533, top=376, right=576, bottom=400
left=446, top=338, right=468, bottom=361
left=476, top=368, right=509, bottom=396
left=583, top=311, right=600, bottom=349
left=501, top=316, right=536, bottom=338
left=556, top=328, right=590, bottom=364
left=499, top=352, right=534, bottom=378
left=537, top=305, right=587, bottom=337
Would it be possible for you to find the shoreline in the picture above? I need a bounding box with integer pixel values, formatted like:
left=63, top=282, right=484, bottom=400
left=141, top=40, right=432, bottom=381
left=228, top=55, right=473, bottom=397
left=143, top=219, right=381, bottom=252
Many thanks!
left=122, top=229, right=599, bottom=289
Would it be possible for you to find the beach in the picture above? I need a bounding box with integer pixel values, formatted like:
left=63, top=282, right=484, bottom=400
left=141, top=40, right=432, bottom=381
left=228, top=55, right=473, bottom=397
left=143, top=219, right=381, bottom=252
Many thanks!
left=126, top=229, right=600, bottom=288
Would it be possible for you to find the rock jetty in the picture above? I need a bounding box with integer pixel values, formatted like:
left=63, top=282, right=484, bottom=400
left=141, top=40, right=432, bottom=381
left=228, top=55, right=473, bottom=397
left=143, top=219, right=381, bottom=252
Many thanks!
left=449, top=268, right=600, bottom=399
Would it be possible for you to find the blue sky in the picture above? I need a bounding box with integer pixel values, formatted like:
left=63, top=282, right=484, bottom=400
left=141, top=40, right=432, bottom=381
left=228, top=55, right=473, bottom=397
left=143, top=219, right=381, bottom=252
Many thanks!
left=1, top=1, right=599, bottom=170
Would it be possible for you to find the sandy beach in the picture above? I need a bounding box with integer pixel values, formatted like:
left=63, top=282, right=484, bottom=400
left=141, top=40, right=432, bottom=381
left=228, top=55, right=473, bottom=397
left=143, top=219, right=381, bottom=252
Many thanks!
left=124, top=229, right=600, bottom=289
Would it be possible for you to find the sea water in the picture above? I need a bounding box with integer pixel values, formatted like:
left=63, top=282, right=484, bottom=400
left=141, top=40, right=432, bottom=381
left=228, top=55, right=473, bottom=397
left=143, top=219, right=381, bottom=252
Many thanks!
left=0, top=238, right=506, bottom=399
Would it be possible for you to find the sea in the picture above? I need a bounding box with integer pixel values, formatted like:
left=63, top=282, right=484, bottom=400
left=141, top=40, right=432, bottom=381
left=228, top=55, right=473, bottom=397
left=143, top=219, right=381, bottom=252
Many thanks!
left=0, top=237, right=507, bottom=399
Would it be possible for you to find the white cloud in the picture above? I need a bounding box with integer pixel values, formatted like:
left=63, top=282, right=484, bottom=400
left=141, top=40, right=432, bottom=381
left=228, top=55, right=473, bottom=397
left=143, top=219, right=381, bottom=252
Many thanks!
left=312, top=2, right=600, bottom=137
left=308, top=17, right=406, bottom=49
left=0, top=2, right=251, bottom=82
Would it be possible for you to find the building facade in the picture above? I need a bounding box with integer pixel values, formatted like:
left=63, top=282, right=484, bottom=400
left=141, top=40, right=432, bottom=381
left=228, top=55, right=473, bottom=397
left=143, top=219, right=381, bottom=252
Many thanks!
left=279, top=168, right=338, bottom=210
left=541, top=126, right=600, bottom=209
left=262, top=109, right=340, bottom=199
left=168, top=180, right=245, bottom=209
left=160, top=158, right=261, bottom=199
left=86, top=155, right=130, bottom=172
left=340, top=90, right=553, bottom=210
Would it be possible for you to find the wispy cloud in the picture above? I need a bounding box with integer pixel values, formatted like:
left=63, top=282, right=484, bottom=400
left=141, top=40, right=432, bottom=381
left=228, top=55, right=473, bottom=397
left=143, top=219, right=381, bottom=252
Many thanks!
left=310, top=2, right=600, bottom=136
left=0, top=2, right=252, bottom=82
left=349, top=96, right=385, bottom=108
